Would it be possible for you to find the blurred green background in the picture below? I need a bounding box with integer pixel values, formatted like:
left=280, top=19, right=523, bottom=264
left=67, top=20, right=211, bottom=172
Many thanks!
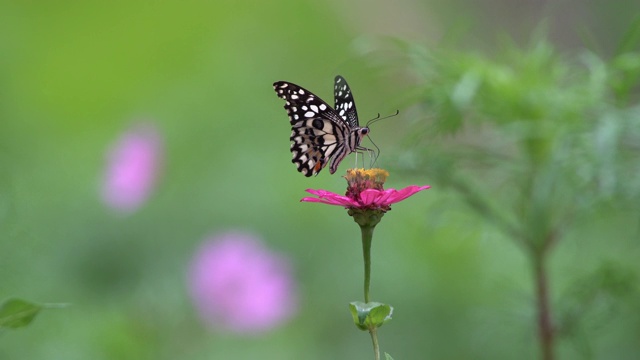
left=1, top=1, right=640, bottom=359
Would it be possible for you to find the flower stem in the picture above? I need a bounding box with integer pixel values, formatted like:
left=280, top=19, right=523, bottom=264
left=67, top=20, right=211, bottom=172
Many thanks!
left=369, top=327, right=380, bottom=360
left=360, top=224, right=380, bottom=360
left=533, top=252, right=554, bottom=360
left=360, top=224, right=374, bottom=303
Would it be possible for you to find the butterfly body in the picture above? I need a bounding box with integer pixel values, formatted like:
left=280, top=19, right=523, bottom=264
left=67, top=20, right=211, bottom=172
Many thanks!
left=273, top=76, right=370, bottom=177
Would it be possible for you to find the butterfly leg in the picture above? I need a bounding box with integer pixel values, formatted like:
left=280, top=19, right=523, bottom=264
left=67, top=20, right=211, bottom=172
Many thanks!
left=355, top=146, right=378, bottom=169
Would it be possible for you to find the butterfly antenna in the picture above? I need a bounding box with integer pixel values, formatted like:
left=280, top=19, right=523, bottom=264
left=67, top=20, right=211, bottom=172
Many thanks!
left=368, top=113, right=381, bottom=124
left=366, top=110, right=399, bottom=127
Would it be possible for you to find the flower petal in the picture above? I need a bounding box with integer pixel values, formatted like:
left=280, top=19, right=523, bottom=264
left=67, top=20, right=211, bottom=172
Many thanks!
left=357, top=185, right=430, bottom=207
left=301, top=189, right=358, bottom=207
left=358, top=189, right=384, bottom=206
left=386, top=185, right=431, bottom=204
left=374, top=189, right=396, bottom=204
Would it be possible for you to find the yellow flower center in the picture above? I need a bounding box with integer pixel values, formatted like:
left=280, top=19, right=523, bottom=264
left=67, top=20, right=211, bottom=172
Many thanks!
left=344, top=168, right=389, bottom=200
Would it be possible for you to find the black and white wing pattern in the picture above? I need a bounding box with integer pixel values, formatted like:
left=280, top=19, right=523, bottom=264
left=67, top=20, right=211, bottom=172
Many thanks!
left=334, top=75, right=360, bottom=128
left=273, top=76, right=370, bottom=177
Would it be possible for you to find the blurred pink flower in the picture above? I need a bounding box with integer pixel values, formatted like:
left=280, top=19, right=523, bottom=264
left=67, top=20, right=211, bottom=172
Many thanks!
left=188, top=231, right=298, bottom=334
left=101, top=123, right=162, bottom=212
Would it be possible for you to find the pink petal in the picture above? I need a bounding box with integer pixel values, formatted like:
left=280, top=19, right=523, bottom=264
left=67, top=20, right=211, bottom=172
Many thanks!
left=375, top=189, right=396, bottom=204
left=358, top=185, right=430, bottom=207
left=358, top=189, right=383, bottom=206
left=301, top=189, right=358, bottom=207
left=300, top=197, right=348, bottom=206
left=304, top=189, right=329, bottom=196
left=386, top=185, right=431, bottom=204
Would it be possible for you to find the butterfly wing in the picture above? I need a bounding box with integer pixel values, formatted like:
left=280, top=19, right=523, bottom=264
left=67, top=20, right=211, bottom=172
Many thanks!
left=273, top=81, right=350, bottom=177
left=334, top=75, right=360, bottom=128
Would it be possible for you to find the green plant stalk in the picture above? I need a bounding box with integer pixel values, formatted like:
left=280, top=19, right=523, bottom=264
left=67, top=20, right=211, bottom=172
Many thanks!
left=361, top=224, right=374, bottom=303
left=360, top=224, right=379, bottom=360
left=369, top=327, right=380, bottom=360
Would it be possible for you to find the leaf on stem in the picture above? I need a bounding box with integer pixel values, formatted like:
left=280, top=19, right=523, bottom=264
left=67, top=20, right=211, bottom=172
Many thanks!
left=349, top=301, right=393, bottom=331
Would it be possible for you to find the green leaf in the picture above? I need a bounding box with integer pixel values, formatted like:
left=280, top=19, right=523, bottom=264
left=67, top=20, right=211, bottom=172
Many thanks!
left=349, top=301, right=393, bottom=331
left=385, top=353, right=395, bottom=360
left=349, top=302, right=368, bottom=330
left=0, top=298, right=42, bottom=329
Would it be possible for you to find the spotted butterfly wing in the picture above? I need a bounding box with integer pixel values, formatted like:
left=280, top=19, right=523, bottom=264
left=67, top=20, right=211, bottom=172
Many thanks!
left=273, top=76, right=370, bottom=177
left=334, top=75, right=360, bottom=128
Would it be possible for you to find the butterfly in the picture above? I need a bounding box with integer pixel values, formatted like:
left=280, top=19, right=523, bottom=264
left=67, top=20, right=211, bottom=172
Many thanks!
left=273, top=76, right=372, bottom=177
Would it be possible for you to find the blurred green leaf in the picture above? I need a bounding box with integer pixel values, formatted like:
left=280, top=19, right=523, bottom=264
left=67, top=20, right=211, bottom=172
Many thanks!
left=614, top=15, right=640, bottom=56
left=385, top=353, right=395, bottom=360
left=558, top=261, right=639, bottom=338
left=0, top=298, right=42, bottom=329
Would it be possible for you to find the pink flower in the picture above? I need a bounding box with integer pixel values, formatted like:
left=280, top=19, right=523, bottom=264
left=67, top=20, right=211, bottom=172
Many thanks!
left=101, top=123, right=162, bottom=212
left=301, top=185, right=430, bottom=209
left=188, top=231, right=298, bottom=334
left=300, top=169, right=430, bottom=211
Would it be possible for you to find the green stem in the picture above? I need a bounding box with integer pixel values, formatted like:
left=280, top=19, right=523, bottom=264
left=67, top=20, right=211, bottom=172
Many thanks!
left=360, top=224, right=379, bottom=359
left=369, top=327, right=380, bottom=360
left=360, top=225, right=374, bottom=303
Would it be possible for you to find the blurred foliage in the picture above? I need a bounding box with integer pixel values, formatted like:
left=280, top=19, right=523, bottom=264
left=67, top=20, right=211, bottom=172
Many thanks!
left=556, top=262, right=640, bottom=358
left=1, top=1, right=640, bottom=360
left=377, top=23, right=640, bottom=359
left=385, top=33, right=640, bottom=248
